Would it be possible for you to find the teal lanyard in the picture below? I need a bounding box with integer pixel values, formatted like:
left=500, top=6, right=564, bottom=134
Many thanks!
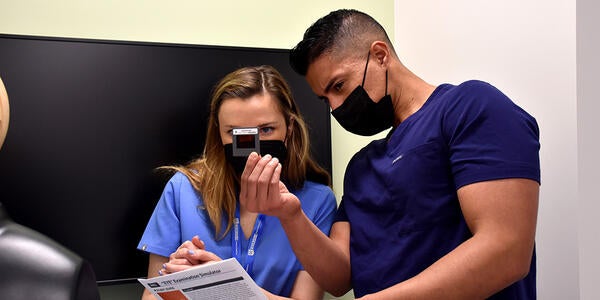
left=232, top=206, right=265, bottom=277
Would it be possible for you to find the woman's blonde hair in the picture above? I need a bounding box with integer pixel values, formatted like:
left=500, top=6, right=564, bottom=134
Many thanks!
left=163, top=65, right=330, bottom=239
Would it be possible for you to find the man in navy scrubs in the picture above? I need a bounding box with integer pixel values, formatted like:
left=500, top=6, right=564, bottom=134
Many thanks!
left=240, top=8, right=540, bottom=300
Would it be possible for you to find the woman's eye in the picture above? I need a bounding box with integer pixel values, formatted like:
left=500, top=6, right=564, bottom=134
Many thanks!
left=260, top=127, right=274, bottom=135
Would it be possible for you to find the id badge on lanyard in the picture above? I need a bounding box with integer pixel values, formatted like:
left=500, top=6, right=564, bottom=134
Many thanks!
left=232, top=206, right=265, bottom=277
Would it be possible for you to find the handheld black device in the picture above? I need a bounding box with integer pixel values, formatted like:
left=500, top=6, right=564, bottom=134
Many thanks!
left=232, top=127, right=260, bottom=157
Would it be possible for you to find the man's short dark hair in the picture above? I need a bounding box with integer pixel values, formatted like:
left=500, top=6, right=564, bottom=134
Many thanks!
left=289, top=9, right=392, bottom=76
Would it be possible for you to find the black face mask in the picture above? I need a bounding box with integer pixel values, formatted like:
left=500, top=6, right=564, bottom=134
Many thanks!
left=331, top=52, right=394, bottom=136
left=223, top=140, right=287, bottom=176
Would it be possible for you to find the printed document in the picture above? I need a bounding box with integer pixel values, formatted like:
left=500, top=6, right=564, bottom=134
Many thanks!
left=138, top=258, right=267, bottom=300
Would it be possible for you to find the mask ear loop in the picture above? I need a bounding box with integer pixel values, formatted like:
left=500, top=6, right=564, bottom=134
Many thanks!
left=385, top=70, right=388, bottom=95
left=361, top=51, right=370, bottom=86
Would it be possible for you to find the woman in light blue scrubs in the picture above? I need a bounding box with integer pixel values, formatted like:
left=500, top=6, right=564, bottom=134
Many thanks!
left=138, top=65, right=337, bottom=300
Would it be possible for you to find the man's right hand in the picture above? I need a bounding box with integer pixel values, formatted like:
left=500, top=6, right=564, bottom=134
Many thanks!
left=239, top=152, right=302, bottom=222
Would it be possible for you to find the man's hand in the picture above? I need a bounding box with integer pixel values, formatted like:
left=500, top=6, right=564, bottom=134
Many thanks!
left=239, top=152, right=302, bottom=221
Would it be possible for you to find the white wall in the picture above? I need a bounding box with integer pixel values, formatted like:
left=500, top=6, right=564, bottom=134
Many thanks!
left=394, top=0, right=588, bottom=299
left=576, top=1, right=600, bottom=299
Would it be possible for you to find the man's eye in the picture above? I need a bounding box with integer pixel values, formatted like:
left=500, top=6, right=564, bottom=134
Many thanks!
left=334, top=82, right=344, bottom=92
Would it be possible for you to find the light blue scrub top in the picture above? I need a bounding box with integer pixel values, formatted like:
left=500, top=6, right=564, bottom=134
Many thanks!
left=138, top=172, right=336, bottom=296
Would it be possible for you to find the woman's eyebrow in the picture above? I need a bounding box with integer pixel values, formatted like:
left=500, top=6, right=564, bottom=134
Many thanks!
left=257, top=121, right=279, bottom=128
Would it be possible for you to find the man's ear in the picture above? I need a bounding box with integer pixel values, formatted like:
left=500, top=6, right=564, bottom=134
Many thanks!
left=370, top=41, right=391, bottom=67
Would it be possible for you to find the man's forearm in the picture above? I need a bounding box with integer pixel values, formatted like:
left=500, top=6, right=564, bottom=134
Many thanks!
left=279, top=212, right=352, bottom=296
left=358, top=234, right=534, bottom=300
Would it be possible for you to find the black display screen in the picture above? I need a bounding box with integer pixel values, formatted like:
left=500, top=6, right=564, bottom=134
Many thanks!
left=0, top=34, right=331, bottom=284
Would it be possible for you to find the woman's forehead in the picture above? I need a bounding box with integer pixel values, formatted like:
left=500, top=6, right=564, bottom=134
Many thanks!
left=218, top=93, right=285, bottom=127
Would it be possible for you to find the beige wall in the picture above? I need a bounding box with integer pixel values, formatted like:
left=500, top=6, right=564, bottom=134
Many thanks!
left=0, top=0, right=394, bottom=204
